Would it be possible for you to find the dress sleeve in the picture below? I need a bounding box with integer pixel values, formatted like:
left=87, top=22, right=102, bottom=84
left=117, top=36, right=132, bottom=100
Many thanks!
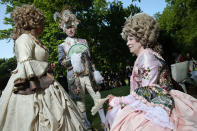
left=14, top=34, right=48, bottom=82
left=58, top=44, right=73, bottom=69
left=137, top=52, right=162, bottom=87
left=58, top=45, right=66, bottom=63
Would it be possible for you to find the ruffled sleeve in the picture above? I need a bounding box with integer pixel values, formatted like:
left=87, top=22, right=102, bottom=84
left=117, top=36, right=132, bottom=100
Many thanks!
left=14, top=34, right=48, bottom=82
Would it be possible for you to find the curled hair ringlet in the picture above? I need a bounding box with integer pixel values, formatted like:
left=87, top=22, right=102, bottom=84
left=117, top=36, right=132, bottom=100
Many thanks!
left=11, top=4, right=45, bottom=41
left=121, top=13, right=162, bottom=54
left=60, top=5, right=73, bottom=15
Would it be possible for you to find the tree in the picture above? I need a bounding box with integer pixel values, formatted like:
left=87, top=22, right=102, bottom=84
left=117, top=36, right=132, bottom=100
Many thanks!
left=0, top=57, right=16, bottom=89
left=157, top=0, right=197, bottom=59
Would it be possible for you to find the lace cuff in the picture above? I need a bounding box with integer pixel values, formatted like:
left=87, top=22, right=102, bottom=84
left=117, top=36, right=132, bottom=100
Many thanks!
left=109, top=97, right=120, bottom=107
left=109, top=95, right=136, bottom=107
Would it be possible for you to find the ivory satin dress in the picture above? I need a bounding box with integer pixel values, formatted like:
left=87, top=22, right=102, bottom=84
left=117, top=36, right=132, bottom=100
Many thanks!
left=0, top=34, right=85, bottom=131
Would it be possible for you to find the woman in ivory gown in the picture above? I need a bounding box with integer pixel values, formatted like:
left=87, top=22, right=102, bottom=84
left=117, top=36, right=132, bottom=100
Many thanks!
left=0, top=5, right=85, bottom=131
left=105, top=13, right=197, bottom=131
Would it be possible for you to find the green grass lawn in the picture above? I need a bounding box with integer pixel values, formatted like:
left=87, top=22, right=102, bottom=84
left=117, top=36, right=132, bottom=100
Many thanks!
left=85, top=86, right=130, bottom=130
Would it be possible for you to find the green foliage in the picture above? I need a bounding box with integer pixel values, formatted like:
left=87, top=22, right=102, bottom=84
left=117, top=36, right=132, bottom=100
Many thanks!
left=93, top=0, right=108, bottom=15
left=0, top=0, right=141, bottom=78
left=0, top=29, right=12, bottom=39
left=157, top=0, right=197, bottom=58
left=0, top=57, right=16, bottom=77
left=0, top=57, right=17, bottom=89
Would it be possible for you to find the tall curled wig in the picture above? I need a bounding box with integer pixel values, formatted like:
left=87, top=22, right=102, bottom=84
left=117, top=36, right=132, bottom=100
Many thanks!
left=121, top=13, right=162, bottom=54
left=11, top=5, right=45, bottom=40
left=53, top=6, right=80, bottom=31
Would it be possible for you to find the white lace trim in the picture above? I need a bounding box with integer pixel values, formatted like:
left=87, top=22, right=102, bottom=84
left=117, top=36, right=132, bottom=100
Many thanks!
left=108, top=95, right=174, bottom=129
left=130, top=99, right=174, bottom=129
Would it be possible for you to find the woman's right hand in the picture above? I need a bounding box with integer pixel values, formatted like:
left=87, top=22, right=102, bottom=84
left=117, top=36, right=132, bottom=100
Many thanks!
left=107, top=94, right=115, bottom=103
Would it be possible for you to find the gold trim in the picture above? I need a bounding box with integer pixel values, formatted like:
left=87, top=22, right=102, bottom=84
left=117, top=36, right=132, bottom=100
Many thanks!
left=27, top=33, right=49, bottom=52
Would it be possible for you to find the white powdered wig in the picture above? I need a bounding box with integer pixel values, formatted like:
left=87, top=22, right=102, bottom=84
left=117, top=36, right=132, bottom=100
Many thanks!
left=93, top=70, right=104, bottom=84
left=71, top=53, right=84, bottom=73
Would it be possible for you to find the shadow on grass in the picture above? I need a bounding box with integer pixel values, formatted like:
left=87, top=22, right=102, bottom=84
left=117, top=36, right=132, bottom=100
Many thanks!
left=85, top=86, right=130, bottom=130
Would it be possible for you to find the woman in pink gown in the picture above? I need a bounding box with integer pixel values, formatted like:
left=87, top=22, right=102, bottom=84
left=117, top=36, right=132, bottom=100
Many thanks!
left=106, top=13, right=197, bottom=131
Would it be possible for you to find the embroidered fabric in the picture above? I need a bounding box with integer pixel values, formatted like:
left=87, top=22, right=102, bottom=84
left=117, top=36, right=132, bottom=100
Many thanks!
left=130, top=49, right=163, bottom=91
left=61, top=37, right=88, bottom=54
